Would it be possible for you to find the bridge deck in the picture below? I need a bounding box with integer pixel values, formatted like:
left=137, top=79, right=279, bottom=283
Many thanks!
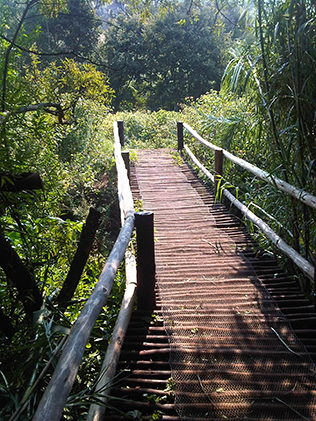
left=105, top=149, right=316, bottom=420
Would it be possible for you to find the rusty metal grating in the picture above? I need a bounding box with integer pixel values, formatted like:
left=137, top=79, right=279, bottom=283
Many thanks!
left=133, top=149, right=316, bottom=420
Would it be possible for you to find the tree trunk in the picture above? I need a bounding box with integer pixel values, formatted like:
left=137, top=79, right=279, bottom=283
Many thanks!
left=0, top=172, right=43, bottom=192
left=0, top=307, right=16, bottom=340
left=0, top=231, right=43, bottom=320
left=56, top=207, right=102, bottom=306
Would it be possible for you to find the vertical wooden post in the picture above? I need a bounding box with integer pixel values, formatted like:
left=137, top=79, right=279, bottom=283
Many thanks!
left=313, top=253, right=316, bottom=307
left=135, top=212, right=156, bottom=311
left=177, top=121, right=184, bottom=151
left=118, top=120, right=124, bottom=147
left=214, top=149, right=223, bottom=198
left=122, top=151, right=130, bottom=181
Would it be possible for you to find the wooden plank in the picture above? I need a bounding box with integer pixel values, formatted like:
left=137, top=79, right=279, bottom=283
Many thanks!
left=113, top=122, right=134, bottom=221
left=86, top=121, right=137, bottom=421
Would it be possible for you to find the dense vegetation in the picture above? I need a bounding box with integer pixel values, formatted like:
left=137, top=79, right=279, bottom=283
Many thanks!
left=0, top=0, right=315, bottom=419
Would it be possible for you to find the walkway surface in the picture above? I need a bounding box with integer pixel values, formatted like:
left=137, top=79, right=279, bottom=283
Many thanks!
left=132, top=149, right=316, bottom=420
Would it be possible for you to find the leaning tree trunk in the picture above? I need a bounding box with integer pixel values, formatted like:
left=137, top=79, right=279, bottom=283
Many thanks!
left=56, top=207, right=102, bottom=307
left=0, top=231, right=43, bottom=320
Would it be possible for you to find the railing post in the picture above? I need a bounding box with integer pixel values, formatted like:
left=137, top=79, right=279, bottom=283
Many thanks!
left=118, top=120, right=124, bottom=147
left=122, top=151, right=130, bottom=181
left=177, top=121, right=184, bottom=151
left=313, top=253, right=316, bottom=307
left=214, top=149, right=223, bottom=198
left=135, top=211, right=156, bottom=311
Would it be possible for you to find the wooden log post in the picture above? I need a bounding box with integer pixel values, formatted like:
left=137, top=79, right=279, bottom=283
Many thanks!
left=214, top=149, right=223, bottom=198
left=177, top=121, right=184, bottom=151
left=118, top=120, right=124, bottom=147
left=135, top=212, right=156, bottom=311
left=121, top=151, right=130, bottom=181
left=314, top=253, right=316, bottom=307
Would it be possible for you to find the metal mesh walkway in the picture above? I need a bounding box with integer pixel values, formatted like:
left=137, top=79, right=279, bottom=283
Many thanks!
left=134, top=149, right=316, bottom=420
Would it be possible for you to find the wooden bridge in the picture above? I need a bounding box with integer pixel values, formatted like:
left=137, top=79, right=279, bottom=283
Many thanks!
left=34, top=121, right=316, bottom=421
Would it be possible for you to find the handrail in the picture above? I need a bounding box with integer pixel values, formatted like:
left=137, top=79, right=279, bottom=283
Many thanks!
left=86, top=122, right=137, bottom=421
left=180, top=123, right=315, bottom=284
left=184, top=145, right=314, bottom=281
left=33, top=123, right=135, bottom=421
left=114, top=121, right=134, bottom=221
left=182, top=122, right=316, bottom=210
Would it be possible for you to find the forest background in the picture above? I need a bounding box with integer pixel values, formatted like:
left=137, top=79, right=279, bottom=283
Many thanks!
left=0, top=0, right=315, bottom=419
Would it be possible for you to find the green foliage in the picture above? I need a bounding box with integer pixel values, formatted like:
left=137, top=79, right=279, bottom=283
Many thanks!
left=180, top=0, right=316, bottom=277
left=114, top=109, right=179, bottom=148
left=25, top=56, right=114, bottom=122
left=102, top=1, right=227, bottom=111
left=35, top=0, right=100, bottom=58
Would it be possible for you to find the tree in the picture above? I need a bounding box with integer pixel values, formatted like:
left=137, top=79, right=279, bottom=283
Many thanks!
left=24, top=0, right=103, bottom=65
left=0, top=0, right=114, bottom=329
left=210, top=0, right=316, bottom=265
left=103, top=1, right=227, bottom=110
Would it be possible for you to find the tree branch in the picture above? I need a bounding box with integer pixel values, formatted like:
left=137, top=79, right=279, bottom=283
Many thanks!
left=0, top=33, right=126, bottom=71
left=2, top=0, right=39, bottom=112
left=1, top=102, right=65, bottom=125
left=214, top=0, right=237, bottom=26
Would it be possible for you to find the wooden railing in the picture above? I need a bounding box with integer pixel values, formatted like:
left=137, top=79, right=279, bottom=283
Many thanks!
left=33, top=121, right=156, bottom=421
left=177, top=122, right=316, bottom=293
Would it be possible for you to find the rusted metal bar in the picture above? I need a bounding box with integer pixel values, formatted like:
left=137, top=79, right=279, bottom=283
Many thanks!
left=118, top=120, right=124, bottom=147
left=182, top=122, right=316, bottom=210
left=135, top=211, right=156, bottom=311
left=214, top=149, right=223, bottom=198
left=177, top=121, right=184, bottom=151
left=122, top=150, right=130, bottom=181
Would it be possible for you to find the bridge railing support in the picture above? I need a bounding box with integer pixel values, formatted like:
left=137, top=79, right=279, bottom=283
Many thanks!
left=214, top=149, right=223, bottom=197
left=179, top=121, right=316, bottom=294
left=122, top=150, right=130, bottom=181
left=177, top=121, right=184, bottom=151
left=177, top=121, right=223, bottom=198
left=118, top=120, right=125, bottom=146
left=135, top=211, right=156, bottom=311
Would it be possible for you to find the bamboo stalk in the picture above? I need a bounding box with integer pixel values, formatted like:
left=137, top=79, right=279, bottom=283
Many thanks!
left=184, top=145, right=315, bottom=281
left=86, top=249, right=137, bottom=421
left=113, top=122, right=134, bottom=221
left=86, top=121, right=137, bottom=420
left=183, top=123, right=316, bottom=210
left=33, top=215, right=134, bottom=421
